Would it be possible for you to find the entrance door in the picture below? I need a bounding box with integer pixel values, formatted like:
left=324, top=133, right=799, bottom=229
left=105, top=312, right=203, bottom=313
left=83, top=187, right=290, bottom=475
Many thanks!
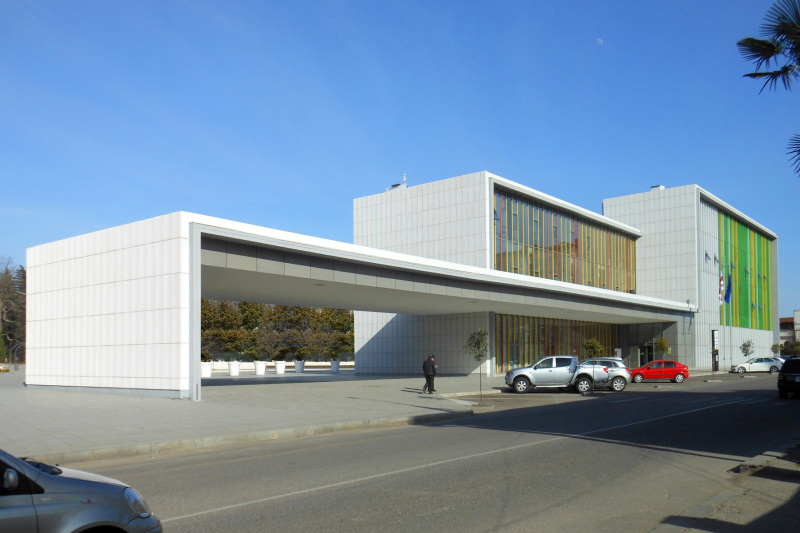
left=640, top=345, right=654, bottom=365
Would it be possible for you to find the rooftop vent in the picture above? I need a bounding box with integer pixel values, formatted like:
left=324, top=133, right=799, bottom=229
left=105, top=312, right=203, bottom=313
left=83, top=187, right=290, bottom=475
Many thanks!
left=651, top=184, right=665, bottom=191
left=386, top=174, right=408, bottom=192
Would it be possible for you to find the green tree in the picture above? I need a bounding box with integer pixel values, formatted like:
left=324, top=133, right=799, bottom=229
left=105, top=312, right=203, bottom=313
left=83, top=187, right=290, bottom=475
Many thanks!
left=238, top=301, right=267, bottom=331
left=0, top=259, right=25, bottom=361
left=738, top=0, right=800, bottom=174
left=268, top=305, right=313, bottom=333
left=583, top=338, right=603, bottom=358
left=655, top=337, right=670, bottom=359
left=784, top=340, right=800, bottom=356
left=772, top=343, right=782, bottom=356
left=308, top=308, right=354, bottom=360
left=741, top=339, right=755, bottom=358
left=464, top=327, right=489, bottom=404
left=201, top=331, right=223, bottom=362
left=254, top=329, right=284, bottom=361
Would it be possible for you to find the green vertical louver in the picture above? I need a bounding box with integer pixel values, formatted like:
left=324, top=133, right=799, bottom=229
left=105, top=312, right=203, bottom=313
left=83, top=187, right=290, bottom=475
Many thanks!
left=718, top=212, right=772, bottom=330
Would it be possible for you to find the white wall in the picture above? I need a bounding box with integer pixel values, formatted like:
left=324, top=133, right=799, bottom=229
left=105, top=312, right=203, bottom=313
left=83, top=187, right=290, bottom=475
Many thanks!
left=720, top=326, right=775, bottom=370
left=355, top=311, right=491, bottom=374
left=353, top=172, right=490, bottom=268
left=26, top=213, right=191, bottom=395
left=604, top=185, right=699, bottom=305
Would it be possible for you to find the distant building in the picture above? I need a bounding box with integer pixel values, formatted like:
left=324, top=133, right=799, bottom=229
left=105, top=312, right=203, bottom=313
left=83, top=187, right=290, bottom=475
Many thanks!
left=780, top=311, right=800, bottom=345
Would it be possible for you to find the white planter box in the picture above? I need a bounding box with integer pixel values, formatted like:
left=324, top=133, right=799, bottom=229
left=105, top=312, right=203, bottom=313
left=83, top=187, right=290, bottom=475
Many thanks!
left=228, top=361, right=240, bottom=376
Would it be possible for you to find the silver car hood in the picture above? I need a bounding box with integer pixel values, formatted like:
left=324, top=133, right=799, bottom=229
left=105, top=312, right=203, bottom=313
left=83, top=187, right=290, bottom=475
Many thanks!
left=53, top=466, right=128, bottom=488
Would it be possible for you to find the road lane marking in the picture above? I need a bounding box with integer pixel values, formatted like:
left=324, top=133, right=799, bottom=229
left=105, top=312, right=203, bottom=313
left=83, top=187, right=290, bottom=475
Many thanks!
left=161, top=397, right=748, bottom=524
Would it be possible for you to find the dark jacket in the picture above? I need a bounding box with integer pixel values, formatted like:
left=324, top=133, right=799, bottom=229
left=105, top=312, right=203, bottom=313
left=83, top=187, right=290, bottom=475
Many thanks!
left=423, top=358, right=436, bottom=376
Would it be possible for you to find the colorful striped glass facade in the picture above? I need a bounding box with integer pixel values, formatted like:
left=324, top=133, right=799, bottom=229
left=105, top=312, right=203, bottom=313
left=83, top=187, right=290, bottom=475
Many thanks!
left=718, top=213, right=772, bottom=330
left=494, top=188, right=636, bottom=292
left=495, top=314, right=619, bottom=372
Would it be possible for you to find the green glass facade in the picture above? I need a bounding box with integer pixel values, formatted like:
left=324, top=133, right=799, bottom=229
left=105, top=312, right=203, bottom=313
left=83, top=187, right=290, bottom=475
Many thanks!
left=494, top=188, right=636, bottom=292
left=495, top=314, right=619, bottom=372
left=719, top=213, right=772, bottom=330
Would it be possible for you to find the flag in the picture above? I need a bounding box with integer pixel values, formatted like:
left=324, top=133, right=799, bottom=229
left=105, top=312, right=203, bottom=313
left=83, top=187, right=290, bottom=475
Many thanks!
left=724, top=273, right=732, bottom=303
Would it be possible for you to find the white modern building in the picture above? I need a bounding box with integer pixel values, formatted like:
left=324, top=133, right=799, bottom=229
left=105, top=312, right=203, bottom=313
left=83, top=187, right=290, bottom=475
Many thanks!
left=25, top=171, right=778, bottom=399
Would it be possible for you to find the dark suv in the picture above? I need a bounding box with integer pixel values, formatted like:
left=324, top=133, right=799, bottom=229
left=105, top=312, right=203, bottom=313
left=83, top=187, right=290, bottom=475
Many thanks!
left=777, top=358, right=800, bottom=398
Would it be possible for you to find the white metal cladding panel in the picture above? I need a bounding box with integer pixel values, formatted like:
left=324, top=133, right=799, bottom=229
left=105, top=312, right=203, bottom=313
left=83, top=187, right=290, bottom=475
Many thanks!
left=355, top=310, right=491, bottom=374
left=696, top=199, right=723, bottom=370
left=604, top=186, right=699, bottom=304
left=26, top=214, right=190, bottom=392
left=353, top=172, right=489, bottom=268
left=718, top=326, right=776, bottom=370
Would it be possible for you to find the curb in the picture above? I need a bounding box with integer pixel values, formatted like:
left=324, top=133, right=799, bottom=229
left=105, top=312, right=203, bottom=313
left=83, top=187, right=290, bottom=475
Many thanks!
left=27, top=409, right=476, bottom=466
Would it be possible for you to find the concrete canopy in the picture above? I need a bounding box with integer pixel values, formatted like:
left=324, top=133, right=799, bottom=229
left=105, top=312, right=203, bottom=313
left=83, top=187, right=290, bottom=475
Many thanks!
left=26, top=212, right=696, bottom=402
left=198, top=226, right=696, bottom=325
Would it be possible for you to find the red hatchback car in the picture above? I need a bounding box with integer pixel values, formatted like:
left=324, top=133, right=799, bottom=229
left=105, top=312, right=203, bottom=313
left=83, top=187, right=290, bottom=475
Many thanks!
left=629, top=360, right=689, bottom=383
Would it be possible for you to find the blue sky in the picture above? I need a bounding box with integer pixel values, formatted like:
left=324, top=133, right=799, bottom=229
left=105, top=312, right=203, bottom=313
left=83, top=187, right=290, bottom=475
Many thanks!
left=1, top=1, right=797, bottom=315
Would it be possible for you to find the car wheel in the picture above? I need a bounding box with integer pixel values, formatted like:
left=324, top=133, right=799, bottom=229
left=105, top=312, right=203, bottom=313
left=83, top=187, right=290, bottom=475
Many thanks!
left=779, top=388, right=788, bottom=399
left=737, top=367, right=746, bottom=374
left=633, top=373, right=644, bottom=383
left=769, top=366, right=778, bottom=374
left=611, top=376, right=627, bottom=392
left=575, top=376, right=592, bottom=394
left=513, top=377, right=531, bottom=394
left=673, top=373, right=685, bottom=383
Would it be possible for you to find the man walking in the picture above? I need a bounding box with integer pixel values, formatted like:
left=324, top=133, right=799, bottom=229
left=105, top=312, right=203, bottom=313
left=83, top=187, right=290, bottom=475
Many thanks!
left=422, top=354, right=437, bottom=394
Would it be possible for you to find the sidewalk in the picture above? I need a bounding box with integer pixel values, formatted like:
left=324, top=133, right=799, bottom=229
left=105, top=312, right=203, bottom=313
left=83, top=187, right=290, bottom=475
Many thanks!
left=0, top=366, right=506, bottom=464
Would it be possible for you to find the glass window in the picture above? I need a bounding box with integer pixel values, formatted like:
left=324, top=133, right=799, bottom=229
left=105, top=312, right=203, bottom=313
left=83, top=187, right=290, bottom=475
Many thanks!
left=555, top=357, right=573, bottom=367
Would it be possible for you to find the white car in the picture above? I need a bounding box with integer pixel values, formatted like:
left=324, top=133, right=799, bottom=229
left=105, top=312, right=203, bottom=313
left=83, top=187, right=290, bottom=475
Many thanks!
left=731, top=357, right=781, bottom=374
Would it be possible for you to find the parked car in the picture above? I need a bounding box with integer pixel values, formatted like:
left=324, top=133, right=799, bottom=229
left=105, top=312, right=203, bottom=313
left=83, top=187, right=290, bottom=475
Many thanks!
left=505, top=355, right=616, bottom=394
left=629, top=360, right=689, bottom=383
left=777, top=358, right=800, bottom=398
left=577, top=357, right=630, bottom=392
left=0, top=447, right=162, bottom=533
left=730, top=357, right=781, bottom=374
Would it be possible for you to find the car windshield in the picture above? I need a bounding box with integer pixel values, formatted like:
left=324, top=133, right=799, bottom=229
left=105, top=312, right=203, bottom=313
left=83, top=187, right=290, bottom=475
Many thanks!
left=24, top=458, right=62, bottom=476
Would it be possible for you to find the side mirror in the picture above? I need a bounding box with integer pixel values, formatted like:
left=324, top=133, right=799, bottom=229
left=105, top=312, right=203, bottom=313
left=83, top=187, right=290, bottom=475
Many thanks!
left=2, top=468, right=19, bottom=491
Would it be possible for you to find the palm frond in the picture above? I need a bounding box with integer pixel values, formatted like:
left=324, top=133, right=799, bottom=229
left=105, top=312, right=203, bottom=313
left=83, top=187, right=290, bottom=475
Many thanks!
left=788, top=134, right=800, bottom=175
left=764, top=0, right=800, bottom=43
left=737, top=37, right=782, bottom=69
left=743, top=64, right=798, bottom=92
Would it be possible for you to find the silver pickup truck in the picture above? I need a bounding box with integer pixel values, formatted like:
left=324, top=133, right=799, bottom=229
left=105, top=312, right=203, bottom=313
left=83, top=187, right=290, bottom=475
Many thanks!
left=505, top=355, right=628, bottom=394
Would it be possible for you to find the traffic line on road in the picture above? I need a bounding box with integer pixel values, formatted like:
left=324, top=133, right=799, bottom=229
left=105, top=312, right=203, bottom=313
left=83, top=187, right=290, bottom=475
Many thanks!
left=161, top=397, right=749, bottom=524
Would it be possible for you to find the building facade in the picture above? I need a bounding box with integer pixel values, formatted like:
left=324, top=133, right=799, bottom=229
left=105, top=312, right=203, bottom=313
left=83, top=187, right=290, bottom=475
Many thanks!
left=25, top=171, right=778, bottom=398
left=603, top=184, right=778, bottom=372
left=354, top=172, right=779, bottom=375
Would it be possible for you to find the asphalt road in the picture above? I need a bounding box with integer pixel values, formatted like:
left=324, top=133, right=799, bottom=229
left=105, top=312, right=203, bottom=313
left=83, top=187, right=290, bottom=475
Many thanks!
left=72, top=373, right=800, bottom=533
